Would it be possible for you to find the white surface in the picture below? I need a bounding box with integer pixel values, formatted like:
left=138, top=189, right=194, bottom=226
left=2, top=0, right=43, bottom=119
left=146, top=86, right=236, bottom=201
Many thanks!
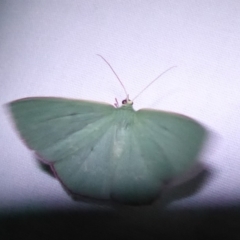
left=1, top=1, right=240, bottom=213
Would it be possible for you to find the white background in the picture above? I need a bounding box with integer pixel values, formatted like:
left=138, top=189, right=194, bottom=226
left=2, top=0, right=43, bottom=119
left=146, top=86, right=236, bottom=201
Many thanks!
left=1, top=1, right=240, bottom=216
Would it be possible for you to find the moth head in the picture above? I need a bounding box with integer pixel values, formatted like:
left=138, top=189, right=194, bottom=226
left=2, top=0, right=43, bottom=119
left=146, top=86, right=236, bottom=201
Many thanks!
left=122, top=95, right=133, bottom=106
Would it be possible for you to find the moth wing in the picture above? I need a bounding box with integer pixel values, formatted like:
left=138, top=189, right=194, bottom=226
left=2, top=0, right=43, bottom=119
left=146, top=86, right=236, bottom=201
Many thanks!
left=8, top=97, right=118, bottom=199
left=134, top=108, right=206, bottom=179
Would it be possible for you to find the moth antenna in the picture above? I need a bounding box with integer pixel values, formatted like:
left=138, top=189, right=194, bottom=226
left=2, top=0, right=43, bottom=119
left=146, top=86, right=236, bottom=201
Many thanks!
left=132, top=66, right=177, bottom=101
left=97, top=54, right=128, bottom=98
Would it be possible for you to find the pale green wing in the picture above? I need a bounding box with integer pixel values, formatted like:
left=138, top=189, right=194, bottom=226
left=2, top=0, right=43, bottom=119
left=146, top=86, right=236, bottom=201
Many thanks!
left=8, top=97, right=119, bottom=199
left=9, top=97, right=115, bottom=161
left=133, top=108, right=206, bottom=180
left=107, top=108, right=206, bottom=204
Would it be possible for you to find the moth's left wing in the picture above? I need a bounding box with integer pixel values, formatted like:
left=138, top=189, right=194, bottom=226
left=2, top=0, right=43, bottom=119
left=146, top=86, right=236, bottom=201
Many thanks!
left=134, top=108, right=206, bottom=180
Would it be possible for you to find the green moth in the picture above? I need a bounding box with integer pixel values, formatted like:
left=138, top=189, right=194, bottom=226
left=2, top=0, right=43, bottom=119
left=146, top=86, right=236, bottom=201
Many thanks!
left=8, top=57, right=206, bottom=205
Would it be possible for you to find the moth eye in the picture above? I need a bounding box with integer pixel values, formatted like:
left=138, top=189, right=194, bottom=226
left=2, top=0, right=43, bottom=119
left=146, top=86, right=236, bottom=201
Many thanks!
left=122, top=99, right=127, bottom=104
